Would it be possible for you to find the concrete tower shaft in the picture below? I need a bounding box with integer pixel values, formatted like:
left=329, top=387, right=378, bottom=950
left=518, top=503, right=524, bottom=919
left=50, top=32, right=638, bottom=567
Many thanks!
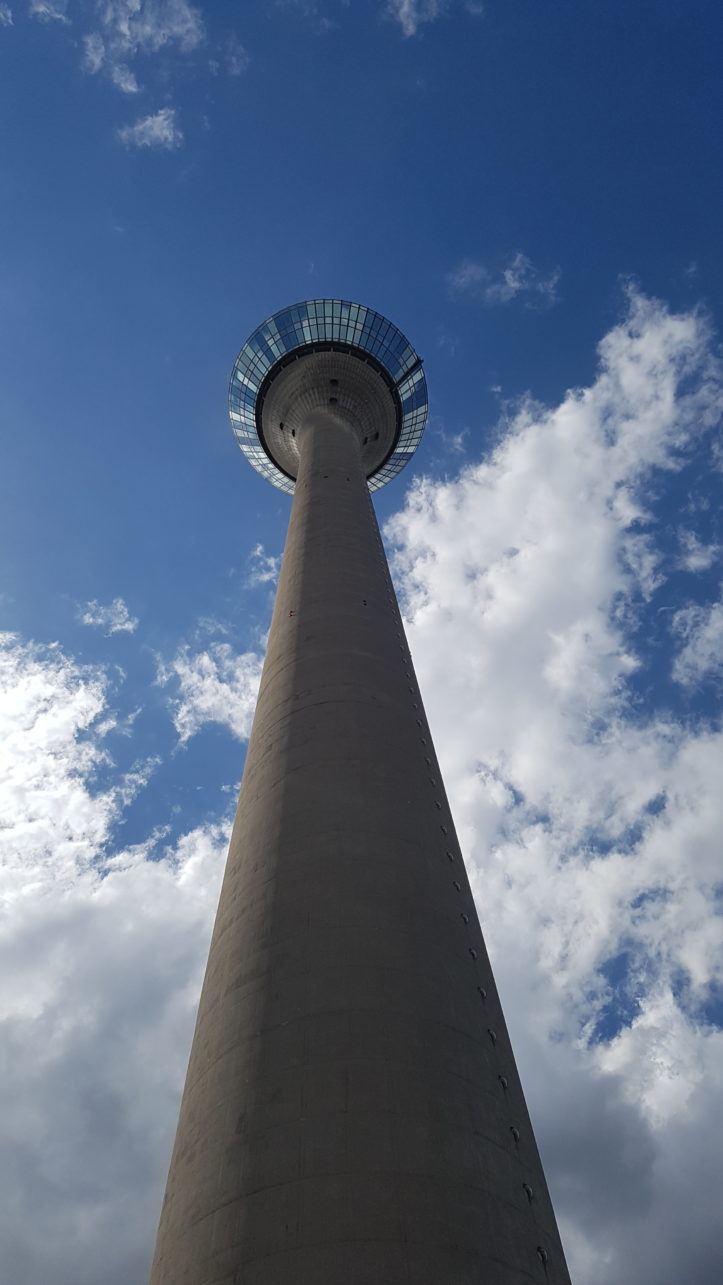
left=149, top=413, right=571, bottom=1284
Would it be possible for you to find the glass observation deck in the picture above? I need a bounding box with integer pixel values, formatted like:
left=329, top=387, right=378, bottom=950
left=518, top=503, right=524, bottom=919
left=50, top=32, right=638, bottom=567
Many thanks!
left=228, top=299, right=428, bottom=493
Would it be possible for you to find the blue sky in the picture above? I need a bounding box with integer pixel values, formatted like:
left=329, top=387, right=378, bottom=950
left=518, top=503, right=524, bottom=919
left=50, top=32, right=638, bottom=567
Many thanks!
left=1, top=3, right=722, bottom=1282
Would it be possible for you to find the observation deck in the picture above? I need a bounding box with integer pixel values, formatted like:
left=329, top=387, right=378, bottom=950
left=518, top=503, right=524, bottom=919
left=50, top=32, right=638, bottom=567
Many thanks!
left=228, top=299, right=428, bottom=493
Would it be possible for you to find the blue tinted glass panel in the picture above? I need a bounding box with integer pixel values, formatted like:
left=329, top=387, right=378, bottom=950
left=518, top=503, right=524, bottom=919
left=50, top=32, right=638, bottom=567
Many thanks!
left=229, top=299, right=427, bottom=493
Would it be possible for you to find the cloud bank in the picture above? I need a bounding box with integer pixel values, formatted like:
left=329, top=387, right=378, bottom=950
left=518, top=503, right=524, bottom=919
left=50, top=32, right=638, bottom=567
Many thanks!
left=0, top=631, right=230, bottom=1285
left=386, top=288, right=723, bottom=1284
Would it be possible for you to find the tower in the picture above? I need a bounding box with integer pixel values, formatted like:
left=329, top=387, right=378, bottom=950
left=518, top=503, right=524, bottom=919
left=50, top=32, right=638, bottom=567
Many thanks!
left=150, top=300, right=571, bottom=1284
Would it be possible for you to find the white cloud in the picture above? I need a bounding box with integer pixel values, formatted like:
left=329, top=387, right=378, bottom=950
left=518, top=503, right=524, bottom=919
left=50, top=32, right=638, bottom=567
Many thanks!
left=433, top=421, right=470, bottom=454
left=387, top=0, right=446, bottom=37
left=79, top=596, right=138, bottom=634
left=245, top=541, right=281, bottom=587
left=117, top=107, right=183, bottom=150
left=677, top=528, right=720, bottom=572
left=158, top=642, right=263, bottom=743
left=53, top=0, right=206, bottom=94
left=1, top=818, right=228, bottom=1285
left=27, top=0, right=237, bottom=116
left=447, top=250, right=561, bottom=306
left=96, top=0, right=204, bottom=57
left=109, top=61, right=139, bottom=93
left=28, top=0, right=68, bottom=21
left=445, top=258, right=487, bottom=293
left=0, top=632, right=115, bottom=887
left=224, top=31, right=249, bottom=76
left=0, top=4, right=13, bottom=25
left=82, top=30, right=105, bottom=72
left=0, top=631, right=228, bottom=1285
left=385, top=288, right=723, bottom=1282
left=672, top=594, right=723, bottom=687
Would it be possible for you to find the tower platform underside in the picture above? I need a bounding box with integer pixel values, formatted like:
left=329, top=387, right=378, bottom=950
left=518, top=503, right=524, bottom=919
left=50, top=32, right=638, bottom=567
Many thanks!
left=257, top=347, right=401, bottom=485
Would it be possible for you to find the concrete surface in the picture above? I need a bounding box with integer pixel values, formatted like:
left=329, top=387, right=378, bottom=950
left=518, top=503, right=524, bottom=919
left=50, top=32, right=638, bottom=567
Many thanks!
left=149, top=411, right=571, bottom=1284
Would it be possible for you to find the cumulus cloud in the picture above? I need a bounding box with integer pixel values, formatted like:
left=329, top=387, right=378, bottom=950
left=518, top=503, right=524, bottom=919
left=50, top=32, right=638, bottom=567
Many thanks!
left=245, top=541, right=281, bottom=587
left=0, top=633, right=116, bottom=884
left=117, top=107, right=183, bottom=149
left=677, top=527, right=720, bottom=572
left=387, top=0, right=446, bottom=37
left=0, top=820, right=228, bottom=1285
left=672, top=594, right=723, bottom=687
left=79, top=596, right=138, bottom=634
left=158, top=642, right=263, bottom=743
left=0, top=4, right=13, bottom=25
left=0, top=632, right=228, bottom=1285
left=447, top=250, right=561, bottom=306
left=0, top=633, right=155, bottom=882
left=386, top=288, right=723, bottom=1283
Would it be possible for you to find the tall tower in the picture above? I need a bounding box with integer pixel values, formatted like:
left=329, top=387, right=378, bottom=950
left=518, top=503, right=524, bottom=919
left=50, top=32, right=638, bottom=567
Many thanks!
left=150, top=300, right=571, bottom=1285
